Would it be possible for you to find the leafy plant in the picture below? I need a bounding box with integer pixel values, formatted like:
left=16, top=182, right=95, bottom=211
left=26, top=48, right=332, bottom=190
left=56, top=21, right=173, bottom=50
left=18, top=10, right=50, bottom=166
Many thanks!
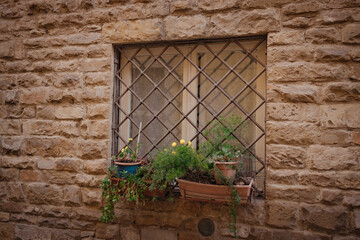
left=149, top=139, right=210, bottom=192
left=113, top=138, right=141, bottom=162
left=201, top=115, right=247, bottom=162
left=99, top=166, right=120, bottom=223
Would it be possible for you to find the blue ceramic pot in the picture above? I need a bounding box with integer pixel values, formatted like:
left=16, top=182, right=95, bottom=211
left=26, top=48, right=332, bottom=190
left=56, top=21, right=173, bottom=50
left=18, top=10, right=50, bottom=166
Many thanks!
left=114, top=161, right=141, bottom=178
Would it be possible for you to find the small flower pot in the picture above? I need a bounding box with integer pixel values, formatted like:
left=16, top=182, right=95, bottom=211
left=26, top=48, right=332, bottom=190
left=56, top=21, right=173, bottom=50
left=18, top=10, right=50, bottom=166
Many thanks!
left=114, top=161, right=141, bottom=178
left=214, top=161, right=237, bottom=184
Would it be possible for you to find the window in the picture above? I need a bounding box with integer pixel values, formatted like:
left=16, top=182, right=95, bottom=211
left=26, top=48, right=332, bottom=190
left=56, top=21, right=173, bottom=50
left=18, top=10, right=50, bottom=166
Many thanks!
left=112, top=37, right=266, bottom=190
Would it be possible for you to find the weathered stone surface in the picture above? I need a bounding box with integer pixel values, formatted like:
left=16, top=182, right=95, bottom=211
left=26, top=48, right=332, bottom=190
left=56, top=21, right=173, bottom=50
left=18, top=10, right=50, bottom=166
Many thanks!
left=308, top=146, right=360, bottom=171
left=267, top=122, right=320, bottom=145
left=350, top=131, right=360, bottom=145
left=198, top=0, right=239, bottom=11
left=4, top=90, right=19, bottom=104
left=0, top=212, right=10, bottom=221
left=55, top=158, right=83, bottom=172
left=81, top=58, right=110, bottom=72
left=51, top=229, right=81, bottom=240
left=119, top=226, right=140, bottom=240
left=75, top=173, right=103, bottom=187
left=19, top=88, right=47, bottom=104
left=314, top=46, right=350, bottom=61
left=42, top=171, right=77, bottom=185
left=323, top=83, right=360, bottom=102
left=267, top=184, right=321, bottom=203
left=321, top=130, right=349, bottom=145
left=165, top=15, right=208, bottom=39
left=300, top=204, right=350, bottom=232
left=268, top=169, right=298, bottom=185
left=342, top=23, right=360, bottom=44
left=0, top=41, right=14, bottom=58
left=266, top=201, right=298, bottom=228
left=63, top=185, right=81, bottom=206
left=95, top=223, right=119, bottom=239
left=268, top=62, right=346, bottom=82
left=210, top=9, right=280, bottom=36
left=0, top=222, right=15, bottom=240
left=219, top=223, right=251, bottom=238
left=321, top=189, right=343, bottom=205
left=335, top=172, right=360, bottom=190
left=268, top=45, right=314, bottom=63
left=343, top=191, right=360, bottom=207
left=19, top=170, right=41, bottom=182
left=0, top=120, right=22, bottom=135
left=82, top=86, right=110, bottom=102
left=267, top=103, right=319, bottom=122
left=87, top=104, right=110, bottom=119
left=77, top=139, right=108, bottom=159
left=283, top=1, right=322, bottom=15
left=24, top=137, right=76, bottom=157
left=269, top=30, right=305, bottom=46
left=298, top=171, right=336, bottom=188
left=318, top=9, right=360, bottom=24
left=37, top=159, right=55, bottom=170
left=141, top=228, right=176, bottom=240
left=83, top=159, right=107, bottom=174
left=54, top=106, right=85, bottom=120
left=0, top=167, right=19, bottom=181
left=23, top=183, right=63, bottom=205
left=7, top=182, right=25, bottom=201
left=80, top=120, right=109, bottom=139
left=320, top=104, right=360, bottom=128
left=81, top=187, right=102, bottom=206
left=84, top=72, right=109, bottom=86
left=68, top=33, right=101, bottom=45
left=267, top=144, right=306, bottom=169
left=305, top=27, right=341, bottom=43
left=283, top=17, right=312, bottom=28
left=271, top=84, right=319, bottom=103
left=23, top=120, right=80, bottom=137
left=102, top=19, right=163, bottom=43
left=170, top=0, right=196, bottom=12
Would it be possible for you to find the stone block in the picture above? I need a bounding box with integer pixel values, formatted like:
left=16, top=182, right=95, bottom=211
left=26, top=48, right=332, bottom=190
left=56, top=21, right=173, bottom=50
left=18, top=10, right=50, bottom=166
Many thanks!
left=4, top=90, right=19, bottom=104
left=272, top=84, right=319, bottom=103
left=0, top=222, right=14, bottom=240
left=268, top=30, right=305, bottom=46
left=37, top=159, right=55, bottom=170
left=23, top=182, right=63, bottom=206
left=342, top=23, right=360, bottom=44
left=300, top=204, right=350, bottom=232
left=55, top=158, right=83, bottom=172
left=266, top=201, right=298, bottom=229
left=267, top=103, right=319, bottom=122
left=95, top=223, right=119, bottom=239
left=320, top=104, right=360, bottom=128
left=36, top=106, right=55, bottom=119
left=237, top=199, right=265, bottom=225
left=268, top=62, right=346, bottom=82
left=298, top=172, right=336, bottom=188
left=119, top=226, right=140, bottom=240
left=323, top=83, right=360, bottom=102
left=53, top=0, right=78, bottom=13
left=283, top=17, right=312, bottom=28
left=308, top=146, right=360, bottom=171
left=81, top=58, right=110, bottom=72
left=305, top=27, right=341, bottom=43
left=82, top=86, right=110, bottom=103
left=267, top=122, right=320, bottom=145
left=77, top=139, right=109, bottom=160
left=321, top=189, right=343, bottom=205
left=165, top=15, right=208, bottom=39
left=219, top=223, right=250, bottom=238
left=198, top=0, right=239, bottom=11
left=0, top=137, right=24, bottom=155
left=135, top=210, right=159, bottom=226
left=19, top=170, right=41, bottom=182
left=7, top=182, right=25, bottom=201
left=335, top=172, right=360, bottom=190
left=80, top=120, right=109, bottom=139
left=267, top=169, right=298, bottom=185
left=67, top=33, right=101, bottom=45
left=63, top=185, right=81, bottom=206
left=76, top=207, right=102, bottom=221
left=83, top=159, right=107, bottom=174
left=343, top=191, right=360, bottom=207
left=267, top=184, right=321, bottom=203
left=350, top=131, right=360, bottom=145
left=314, top=46, right=350, bottom=61
left=321, top=130, right=349, bottom=145
left=141, top=228, right=177, bottom=240
left=19, top=88, right=47, bottom=104
left=27, top=0, right=53, bottom=14
left=283, top=1, right=322, bottom=14
left=24, top=137, right=76, bottom=157
left=47, top=89, right=82, bottom=104
left=0, top=41, right=14, bottom=58
left=81, top=187, right=102, bottom=207
left=55, top=106, right=85, bottom=120
left=42, top=171, right=77, bottom=185
left=210, top=9, right=280, bottom=36
left=87, top=104, right=110, bottom=119
left=0, top=167, right=19, bottom=181
left=84, top=72, right=109, bottom=86
left=0, top=212, right=10, bottom=221
left=0, top=120, right=22, bottom=135
left=267, top=145, right=305, bottom=170
left=102, top=19, right=163, bottom=43
left=318, top=8, right=360, bottom=24
left=51, top=229, right=81, bottom=240
left=268, top=45, right=314, bottom=63
left=170, top=0, right=196, bottom=12
left=75, top=173, right=103, bottom=187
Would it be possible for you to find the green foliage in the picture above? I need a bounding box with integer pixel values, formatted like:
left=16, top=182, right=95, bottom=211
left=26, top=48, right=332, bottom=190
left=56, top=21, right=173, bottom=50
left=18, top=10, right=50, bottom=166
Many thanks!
left=149, top=140, right=210, bottom=191
left=113, top=138, right=140, bottom=162
left=201, top=115, right=247, bottom=162
left=99, top=166, right=120, bottom=223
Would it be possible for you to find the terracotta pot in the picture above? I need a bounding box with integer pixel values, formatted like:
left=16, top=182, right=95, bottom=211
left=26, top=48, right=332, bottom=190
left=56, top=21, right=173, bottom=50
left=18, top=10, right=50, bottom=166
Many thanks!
left=178, top=178, right=253, bottom=203
left=214, top=161, right=237, bottom=184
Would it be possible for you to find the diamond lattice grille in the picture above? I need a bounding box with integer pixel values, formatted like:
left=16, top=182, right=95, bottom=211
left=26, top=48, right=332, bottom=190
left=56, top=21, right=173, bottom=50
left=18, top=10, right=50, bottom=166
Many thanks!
left=113, top=37, right=266, bottom=178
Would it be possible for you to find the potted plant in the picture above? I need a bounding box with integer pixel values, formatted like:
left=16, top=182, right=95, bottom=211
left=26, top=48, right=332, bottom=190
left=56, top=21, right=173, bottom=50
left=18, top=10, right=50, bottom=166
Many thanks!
left=200, top=115, right=247, bottom=184
left=113, top=137, right=142, bottom=178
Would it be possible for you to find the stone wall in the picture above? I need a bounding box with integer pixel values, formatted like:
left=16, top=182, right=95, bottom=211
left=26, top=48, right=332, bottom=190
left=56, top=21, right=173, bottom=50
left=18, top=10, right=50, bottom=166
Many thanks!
left=0, top=0, right=359, bottom=239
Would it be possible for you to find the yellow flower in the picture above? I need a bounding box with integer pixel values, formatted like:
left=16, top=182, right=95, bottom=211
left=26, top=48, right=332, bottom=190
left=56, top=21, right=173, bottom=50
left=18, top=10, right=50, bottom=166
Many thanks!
left=172, top=151, right=176, bottom=154
left=125, top=146, right=128, bottom=150
left=128, top=138, right=133, bottom=142
left=180, top=139, right=185, bottom=145
left=172, top=142, right=177, bottom=147
left=121, top=148, right=125, bottom=153
left=188, top=141, right=192, bottom=146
